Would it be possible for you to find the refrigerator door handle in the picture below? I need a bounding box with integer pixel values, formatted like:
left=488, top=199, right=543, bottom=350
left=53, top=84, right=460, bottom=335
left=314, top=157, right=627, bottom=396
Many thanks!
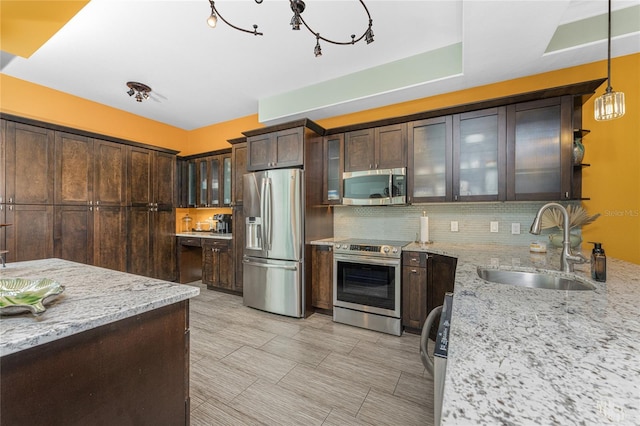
left=264, top=177, right=272, bottom=250
left=259, top=176, right=268, bottom=251
left=242, top=259, right=297, bottom=271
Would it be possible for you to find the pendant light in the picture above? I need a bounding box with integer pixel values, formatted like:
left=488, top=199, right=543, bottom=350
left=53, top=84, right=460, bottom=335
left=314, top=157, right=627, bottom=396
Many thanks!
left=594, top=0, right=625, bottom=121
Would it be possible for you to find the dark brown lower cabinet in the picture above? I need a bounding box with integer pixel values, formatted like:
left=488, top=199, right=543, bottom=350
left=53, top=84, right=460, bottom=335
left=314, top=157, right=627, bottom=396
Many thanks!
left=4, top=204, right=54, bottom=262
left=1, top=301, right=190, bottom=426
left=202, top=239, right=234, bottom=292
left=402, top=251, right=457, bottom=337
left=311, top=244, right=333, bottom=311
left=128, top=207, right=176, bottom=281
left=93, top=205, right=126, bottom=272
left=177, top=236, right=202, bottom=284
left=54, top=205, right=94, bottom=265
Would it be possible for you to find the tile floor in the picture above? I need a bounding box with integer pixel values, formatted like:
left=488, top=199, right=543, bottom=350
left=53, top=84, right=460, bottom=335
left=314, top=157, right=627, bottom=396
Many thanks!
left=188, top=282, right=435, bottom=426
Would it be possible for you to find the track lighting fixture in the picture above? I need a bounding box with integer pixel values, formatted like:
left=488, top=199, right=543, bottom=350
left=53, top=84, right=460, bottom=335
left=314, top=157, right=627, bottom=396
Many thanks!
left=206, top=0, right=374, bottom=56
left=126, top=82, right=152, bottom=103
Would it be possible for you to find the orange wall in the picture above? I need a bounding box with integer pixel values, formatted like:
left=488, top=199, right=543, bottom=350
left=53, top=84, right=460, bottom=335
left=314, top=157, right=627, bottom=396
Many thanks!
left=185, top=115, right=262, bottom=156
left=0, top=74, right=187, bottom=152
left=2, top=54, right=638, bottom=263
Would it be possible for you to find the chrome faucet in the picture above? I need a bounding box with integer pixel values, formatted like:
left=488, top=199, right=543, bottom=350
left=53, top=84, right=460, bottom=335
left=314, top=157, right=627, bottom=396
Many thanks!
left=530, top=202, right=587, bottom=273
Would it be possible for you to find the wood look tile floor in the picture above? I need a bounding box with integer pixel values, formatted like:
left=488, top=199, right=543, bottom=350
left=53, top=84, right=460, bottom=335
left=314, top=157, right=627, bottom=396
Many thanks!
left=188, top=282, right=435, bottom=426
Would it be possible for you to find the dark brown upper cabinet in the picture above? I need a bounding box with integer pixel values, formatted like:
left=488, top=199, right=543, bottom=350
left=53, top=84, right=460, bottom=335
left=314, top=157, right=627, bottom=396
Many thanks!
left=506, top=96, right=574, bottom=201
left=54, top=132, right=93, bottom=206
left=344, top=123, right=407, bottom=172
left=246, top=127, right=304, bottom=171
left=5, top=121, right=55, bottom=205
left=453, top=107, right=507, bottom=202
left=93, top=139, right=127, bottom=206
left=195, top=153, right=231, bottom=208
left=407, top=116, right=453, bottom=204
left=128, top=147, right=175, bottom=208
left=322, top=133, right=344, bottom=205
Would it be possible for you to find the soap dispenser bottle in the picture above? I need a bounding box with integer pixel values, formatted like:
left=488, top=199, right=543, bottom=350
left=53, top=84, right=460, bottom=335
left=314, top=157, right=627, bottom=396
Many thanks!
left=590, top=242, right=606, bottom=282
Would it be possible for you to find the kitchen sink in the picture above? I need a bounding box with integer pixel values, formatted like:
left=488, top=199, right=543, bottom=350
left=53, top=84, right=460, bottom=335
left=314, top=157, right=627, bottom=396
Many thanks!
left=477, top=267, right=596, bottom=291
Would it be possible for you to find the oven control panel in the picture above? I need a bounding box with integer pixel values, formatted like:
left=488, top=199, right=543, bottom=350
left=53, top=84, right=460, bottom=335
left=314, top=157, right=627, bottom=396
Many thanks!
left=334, top=241, right=404, bottom=258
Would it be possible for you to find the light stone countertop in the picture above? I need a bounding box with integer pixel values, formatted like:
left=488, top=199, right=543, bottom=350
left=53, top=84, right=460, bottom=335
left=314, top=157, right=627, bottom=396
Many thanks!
left=404, top=242, right=639, bottom=425
left=0, top=258, right=199, bottom=357
left=176, top=232, right=232, bottom=240
left=309, top=238, right=340, bottom=246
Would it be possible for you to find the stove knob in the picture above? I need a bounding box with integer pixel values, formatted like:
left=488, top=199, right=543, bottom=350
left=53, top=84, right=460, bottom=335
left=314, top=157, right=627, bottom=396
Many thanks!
left=335, top=244, right=341, bottom=249
left=383, top=246, right=390, bottom=253
left=392, top=247, right=398, bottom=254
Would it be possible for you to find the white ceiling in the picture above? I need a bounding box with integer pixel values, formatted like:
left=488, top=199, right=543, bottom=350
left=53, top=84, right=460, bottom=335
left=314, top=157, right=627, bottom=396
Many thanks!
left=2, top=0, right=639, bottom=130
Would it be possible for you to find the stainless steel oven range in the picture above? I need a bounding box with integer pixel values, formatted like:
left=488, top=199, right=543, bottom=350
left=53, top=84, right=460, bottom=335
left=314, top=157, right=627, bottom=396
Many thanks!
left=333, top=239, right=409, bottom=336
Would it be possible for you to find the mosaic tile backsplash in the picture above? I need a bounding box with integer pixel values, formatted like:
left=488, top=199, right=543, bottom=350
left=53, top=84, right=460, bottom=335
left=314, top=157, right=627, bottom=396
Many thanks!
left=333, top=202, right=582, bottom=246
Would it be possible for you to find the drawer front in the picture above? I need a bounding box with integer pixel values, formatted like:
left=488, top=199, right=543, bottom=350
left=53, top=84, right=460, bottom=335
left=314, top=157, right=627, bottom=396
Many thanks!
left=203, top=239, right=231, bottom=249
left=402, top=251, right=427, bottom=268
left=179, top=237, right=201, bottom=247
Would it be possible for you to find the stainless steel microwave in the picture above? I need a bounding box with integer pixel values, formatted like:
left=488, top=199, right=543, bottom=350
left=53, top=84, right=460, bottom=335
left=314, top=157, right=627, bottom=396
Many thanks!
left=342, top=168, right=406, bottom=206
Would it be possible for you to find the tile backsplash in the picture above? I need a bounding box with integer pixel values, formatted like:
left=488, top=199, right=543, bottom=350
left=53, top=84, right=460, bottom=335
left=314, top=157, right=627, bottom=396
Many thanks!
left=333, top=202, right=581, bottom=246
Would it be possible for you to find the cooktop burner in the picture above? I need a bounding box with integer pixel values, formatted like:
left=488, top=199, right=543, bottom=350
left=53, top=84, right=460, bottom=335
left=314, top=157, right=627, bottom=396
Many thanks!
left=333, top=238, right=410, bottom=258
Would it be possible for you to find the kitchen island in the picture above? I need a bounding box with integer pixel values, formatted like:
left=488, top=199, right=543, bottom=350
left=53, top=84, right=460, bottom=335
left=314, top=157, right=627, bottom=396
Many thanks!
left=406, top=242, right=639, bottom=425
left=0, top=258, right=199, bottom=426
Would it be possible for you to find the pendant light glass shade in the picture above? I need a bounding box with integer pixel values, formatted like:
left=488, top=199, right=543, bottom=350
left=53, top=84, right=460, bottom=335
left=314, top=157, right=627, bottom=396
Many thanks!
left=594, top=89, right=626, bottom=121
left=593, top=0, right=626, bottom=121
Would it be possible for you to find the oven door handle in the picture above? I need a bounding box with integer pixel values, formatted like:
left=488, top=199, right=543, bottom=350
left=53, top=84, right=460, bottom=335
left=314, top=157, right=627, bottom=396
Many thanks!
left=421, top=305, right=442, bottom=376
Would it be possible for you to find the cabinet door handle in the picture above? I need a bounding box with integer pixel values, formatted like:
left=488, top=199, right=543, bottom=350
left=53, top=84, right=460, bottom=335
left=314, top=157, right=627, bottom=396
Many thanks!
left=88, top=200, right=93, bottom=205
left=9, top=198, right=13, bottom=203
left=410, top=269, right=418, bottom=274
left=96, top=200, right=100, bottom=205
left=89, top=206, right=93, bottom=211
left=454, top=195, right=458, bottom=201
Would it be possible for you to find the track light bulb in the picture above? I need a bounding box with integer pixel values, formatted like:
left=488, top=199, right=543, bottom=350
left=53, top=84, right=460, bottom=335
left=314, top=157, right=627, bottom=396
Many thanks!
left=207, top=13, right=218, bottom=28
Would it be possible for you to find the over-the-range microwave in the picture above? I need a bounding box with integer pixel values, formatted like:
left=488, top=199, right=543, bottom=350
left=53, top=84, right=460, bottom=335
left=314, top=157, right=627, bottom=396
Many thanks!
left=342, top=168, right=406, bottom=206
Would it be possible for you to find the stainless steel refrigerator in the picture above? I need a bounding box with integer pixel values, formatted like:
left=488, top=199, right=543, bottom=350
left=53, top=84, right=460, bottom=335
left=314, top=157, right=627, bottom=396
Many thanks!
left=243, top=168, right=304, bottom=317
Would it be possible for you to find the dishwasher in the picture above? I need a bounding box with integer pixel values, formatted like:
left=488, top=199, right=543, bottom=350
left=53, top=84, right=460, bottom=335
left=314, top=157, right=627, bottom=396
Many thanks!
left=421, top=292, right=453, bottom=426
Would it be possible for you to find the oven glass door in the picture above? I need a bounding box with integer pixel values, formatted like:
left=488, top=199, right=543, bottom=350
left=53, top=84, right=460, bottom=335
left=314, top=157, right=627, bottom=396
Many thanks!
left=334, top=255, right=400, bottom=316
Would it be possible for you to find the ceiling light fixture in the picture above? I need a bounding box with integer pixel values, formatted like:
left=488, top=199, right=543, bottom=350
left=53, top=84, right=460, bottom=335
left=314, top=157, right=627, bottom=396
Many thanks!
left=126, top=81, right=152, bottom=102
left=594, top=0, right=625, bottom=121
left=206, top=0, right=374, bottom=57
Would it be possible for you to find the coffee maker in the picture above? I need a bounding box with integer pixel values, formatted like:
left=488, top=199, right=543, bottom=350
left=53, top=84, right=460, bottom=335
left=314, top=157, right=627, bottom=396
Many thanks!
left=213, top=214, right=232, bottom=233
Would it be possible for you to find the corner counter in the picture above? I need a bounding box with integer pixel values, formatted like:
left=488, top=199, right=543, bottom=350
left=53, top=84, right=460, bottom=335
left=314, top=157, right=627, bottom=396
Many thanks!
left=0, top=259, right=199, bottom=425
left=405, top=242, right=640, bottom=425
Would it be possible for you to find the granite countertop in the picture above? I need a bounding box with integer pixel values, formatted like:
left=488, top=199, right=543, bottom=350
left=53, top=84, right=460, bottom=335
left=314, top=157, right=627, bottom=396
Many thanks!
left=404, top=242, right=639, bottom=425
left=310, top=238, right=339, bottom=246
left=0, top=259, right=199, bottom=357
left=176, top=232, right=232, bottom=240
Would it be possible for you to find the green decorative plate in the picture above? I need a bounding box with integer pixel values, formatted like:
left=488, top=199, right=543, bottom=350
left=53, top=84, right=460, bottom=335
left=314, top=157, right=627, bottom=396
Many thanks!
left=0, top=278, right=65, bottom=315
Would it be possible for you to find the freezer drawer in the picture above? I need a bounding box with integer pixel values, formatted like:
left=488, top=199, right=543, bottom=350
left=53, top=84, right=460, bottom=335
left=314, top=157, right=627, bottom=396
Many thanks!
left=242, top=256, right=302, bottom=318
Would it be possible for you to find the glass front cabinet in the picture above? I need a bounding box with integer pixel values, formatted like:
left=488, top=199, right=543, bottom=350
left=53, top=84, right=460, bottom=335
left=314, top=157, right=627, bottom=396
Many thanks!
left=408, top=116, right=453, bottom=203
left=506, top=96, right=574, bottom=201
left=407, top=97, right=578, bottom=203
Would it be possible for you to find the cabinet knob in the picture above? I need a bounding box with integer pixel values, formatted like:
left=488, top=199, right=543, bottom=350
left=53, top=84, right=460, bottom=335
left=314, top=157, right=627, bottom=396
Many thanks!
left=9, top=198, right=13, bottom=203
left=89, top=206, right=93, bottom=211
left=96, top=200, right=100, bottom=205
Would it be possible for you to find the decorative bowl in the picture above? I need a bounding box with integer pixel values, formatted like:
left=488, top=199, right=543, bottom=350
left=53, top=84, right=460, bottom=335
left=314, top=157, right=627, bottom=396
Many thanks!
left=0, top=278, right=65, bottom=315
